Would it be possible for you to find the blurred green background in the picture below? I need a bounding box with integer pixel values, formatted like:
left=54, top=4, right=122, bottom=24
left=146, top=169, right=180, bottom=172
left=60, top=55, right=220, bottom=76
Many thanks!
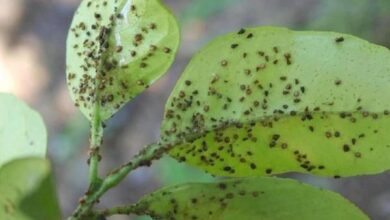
left=0, top=0, right=390, bottom=219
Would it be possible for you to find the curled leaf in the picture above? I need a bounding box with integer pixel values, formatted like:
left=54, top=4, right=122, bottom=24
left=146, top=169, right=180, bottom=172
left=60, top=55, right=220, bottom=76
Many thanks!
left=161, top=27, right=390, bottom=177
left=0, top=93, right=47, bottom=168
left=66, top=0, right=180, bottom=121
left=136, top=177, right=368, bottom=220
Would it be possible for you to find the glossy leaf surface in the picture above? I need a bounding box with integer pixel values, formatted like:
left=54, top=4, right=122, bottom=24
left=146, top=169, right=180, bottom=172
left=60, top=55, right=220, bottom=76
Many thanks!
left=67, top=0, right=180, bottom=121
left=0, top=158, right=61, bottom=220
left=0, top=93, right=47, bottom=168
left=136, top=177, right=368, bottom=220
left=161, top=27, right=390, bottom=177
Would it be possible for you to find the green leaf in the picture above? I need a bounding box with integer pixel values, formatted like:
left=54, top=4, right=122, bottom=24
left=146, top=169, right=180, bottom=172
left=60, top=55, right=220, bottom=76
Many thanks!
left=135, top=177, right=368, bottom=220
left=154, top=156, right=214, bottom=186
left=66, top=0, right=180, bottom=121
left=161, top=27, right=390, bottom=177
left=0, top=158, right=61, bottom=220
left=0, top=93, right=47, bottom=168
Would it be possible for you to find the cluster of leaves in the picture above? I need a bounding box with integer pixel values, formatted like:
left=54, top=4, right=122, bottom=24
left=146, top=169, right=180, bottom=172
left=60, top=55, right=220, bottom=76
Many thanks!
left=65, top=0, right=390, bottom=219
left=1, top=0, right=389, bottom=219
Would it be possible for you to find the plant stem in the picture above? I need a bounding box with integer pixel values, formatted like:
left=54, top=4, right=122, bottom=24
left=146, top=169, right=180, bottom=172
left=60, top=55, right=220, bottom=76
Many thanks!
left=89, top=110, right=103, bottom=187
left=103, top=142, right=164, bottom=189
left=68, top=142, right=167, bottom=220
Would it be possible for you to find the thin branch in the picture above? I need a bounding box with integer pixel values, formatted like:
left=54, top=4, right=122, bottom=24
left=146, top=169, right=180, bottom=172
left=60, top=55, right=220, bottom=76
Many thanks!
left=68, top=142, right=168, bottom=220
left=103, top=142, right=166, bottom=189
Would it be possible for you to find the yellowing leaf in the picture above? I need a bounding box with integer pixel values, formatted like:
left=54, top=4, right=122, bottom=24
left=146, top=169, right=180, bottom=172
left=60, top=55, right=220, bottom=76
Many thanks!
left=67, top=0, right=180, bottom=121
left=161, top=27, right=390, bottom=177
left=136, top=177, right=368, bottom=220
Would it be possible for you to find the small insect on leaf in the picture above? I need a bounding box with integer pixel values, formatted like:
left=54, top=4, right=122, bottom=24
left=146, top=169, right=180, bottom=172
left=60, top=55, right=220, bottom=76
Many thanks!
left=160, top=27, right=390, bottom=178
left=66, top=0, right=180, bottom=121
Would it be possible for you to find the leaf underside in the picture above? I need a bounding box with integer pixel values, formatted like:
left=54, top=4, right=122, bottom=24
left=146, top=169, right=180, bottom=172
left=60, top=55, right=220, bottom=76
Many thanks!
left=0, top=158, right=61, bottom=220
left=136, top=177, right=368, bottom=220
left=0, top=93, right=47, bottom=168
left=66, top=0, right=180, bottom=121
left=161, top=27, right=390, bottom=177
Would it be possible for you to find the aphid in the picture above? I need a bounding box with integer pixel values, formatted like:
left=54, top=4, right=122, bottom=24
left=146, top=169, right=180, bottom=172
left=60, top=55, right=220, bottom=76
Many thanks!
left=220, top=60, right=228, bottom=67
left=94, top=13, right=101, bottom=20
left=343, top=144, right=350, bottom=152
left=149, top=23, right=157, bottom=29
left=163, top=47, right=171, bottom=53
left=231, top=43, right=239, bottom=49
left=185, top=80, right=192, bottom=86
left=256, top=64, right=266, bottom=71
left=246, top=33, right=253, bottom=39
left=335, top=37, right=344, bottom=43
left=250, top=163, right=257, bottom=169
left=237, top=28, right=246, bottom=35
left=134, top=34, right=143, bottom=42
left=120, top=81, right=128, bottom=89
left=115, top=46, right=123, bottom=53
left=150, top=45, right=157, bottom=51
left=284, top=53, right=292, bottom=65
left=140, top=62, right=147, bottom=68
left=116, top=13, right=124, bottom=19
left=137, top=80, right=145, bottom=86
left=334, top=79, right=342, bottom=85
left=272, top=134, right=280, bottom=141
